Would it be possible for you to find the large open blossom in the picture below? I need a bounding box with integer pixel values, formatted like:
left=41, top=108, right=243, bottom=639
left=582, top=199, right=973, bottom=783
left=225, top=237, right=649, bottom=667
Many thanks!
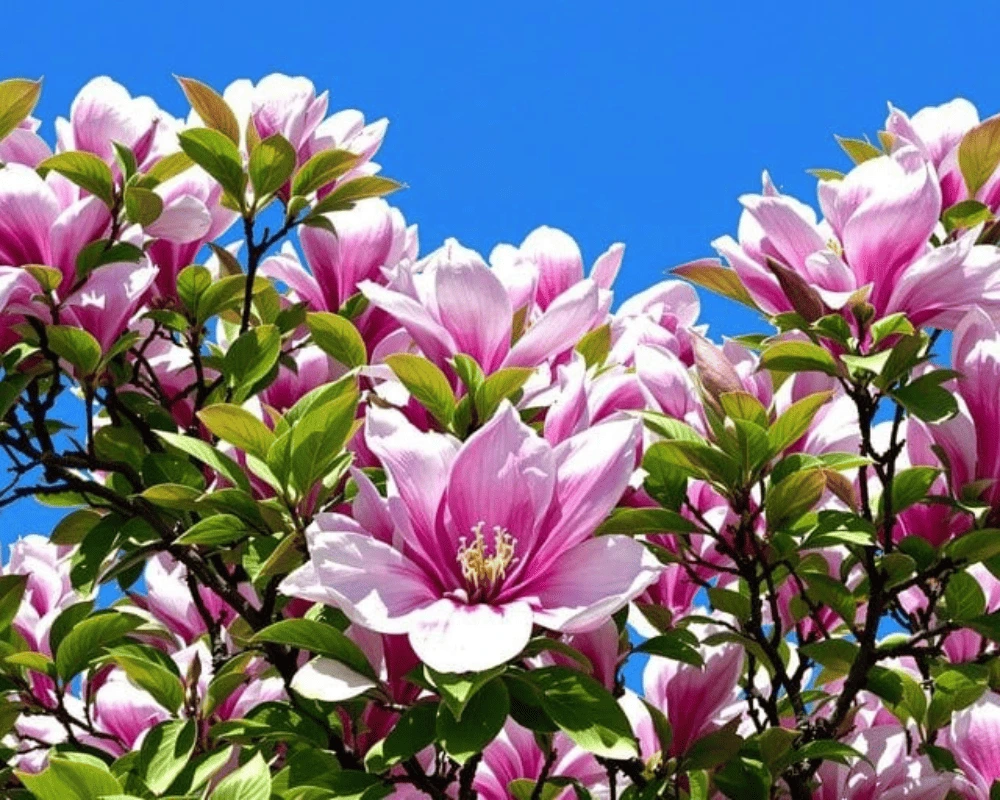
left=280, top=402, right=661, bottom=672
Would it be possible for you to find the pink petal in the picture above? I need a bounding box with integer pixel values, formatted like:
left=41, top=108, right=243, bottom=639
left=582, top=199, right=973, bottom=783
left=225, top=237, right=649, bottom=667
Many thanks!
left=445, top=403, right=555, bottom=545
left=281, top=521, right=438, bottom=633
left=364, top=406, right=460, bottom=580
left=505, top=279, right=600, bottom=369
left=590, top=243, right=625, bottom=290
left=259, top=246, right=327, bottom=310
left=409, top=598, right=534, bottom=673
left=529, top=535, right=662, bottom=633
left=520, top=226, right=585, bottom=309
left=526, top=418, right=641, bottom=577
left=431, top=246, right=512, bottom=373
left=0, top=164, right=59, bottom=266
left=146, top=194, right=212, bottom=243
left=360, top=280, right=458, bottom=368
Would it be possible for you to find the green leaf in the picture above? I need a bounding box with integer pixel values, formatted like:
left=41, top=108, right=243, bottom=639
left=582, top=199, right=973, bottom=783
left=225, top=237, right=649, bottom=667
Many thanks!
left=945, top=570, right=987, bottom=622
left=306, top=311, right=368, bottom=368
left=708, top=587, right=751, bottom=622
left=157, top=430, right=251, bottom=492
left=759, top=340, right=838, bottom=376
left=425, top=665, right=508, bottom=719
left=177, top=76, right=240, bottom=144
left=876, top=334, right=926, bottom=388
left=364, top=702, right=439, bottom=772
left=768, top=391, right=833, bottom=455
left=892, top=370, right=959, bottom=423
left=287, top=389, right=358, bottom=493
left=959, top=116, right=1000, bottom=197
left=198, top=404, right=276, bottom=460
left=794, top=740, right=866, bottom=767
left=719, top=391, right=769, bottom=427
left=178, top=127, right=246, bottom=204
left=210, top=752, right=271, bottom=800
left=46, top=325, right=102, bottom=373
left=767, top=469, right=826, bottom=529
left=17, top=755, right=122, bottom=800
left=106, top=643, right=185, bottom=713
left=251, top=618, right=375, bottom=679
left=0, top=77, right=42, bottom=140
left=385, top=353, right=455, bottom=428
left=807, top=168, right=845, bottom=181
left=144, top=150, right=195, bottom=185
left=595, top=507, right=696, bottom=536
left=684, top=720, right=744, bottom=768
left=672, top=260, right=759, bottom=309
left=835, top=135, right=882, bottom=164
left=138, top=719, right=197, bottom=794
left=475, top=367, right=534, bottom=420
left=176, top=514, right=247, bottom=547
left=291, top=149, right=359, bottom=196
left=55, top=610, right=145, bottom=680
left=530, top=666, right=637, bottom=759
left=224, top=324, right=281, bottom=392
left=800, top=639, right=859, bottom=673
left=634, top=630, right=704, bottom=666
left=436, top=679, right=509, bottom=764
left=74, top=240, right=144, bottom=280
left=310, top=175, right=403, bottom=216
left=124, top=186, right=163, bottom=226
left=715, top=756, right=771, bottom=800
left=887, top=466, right=939, bottom=514
left=0, top=574, right=28, bottom=632
left=249, top=134, right=297, bottom=198
left=575, top=324, right=612, bottom=368
left=943, top=199, right=993, bottom=233
left=37, top=151, right=115, bottom=206
left=946, top=529, right=1000, bottom=564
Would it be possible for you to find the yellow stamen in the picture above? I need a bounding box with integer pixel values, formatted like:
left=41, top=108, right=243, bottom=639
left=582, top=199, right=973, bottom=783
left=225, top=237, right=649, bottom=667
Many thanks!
left=457, top=523, right=517, bottom=594
left=827, top=238, right=843, bottom=257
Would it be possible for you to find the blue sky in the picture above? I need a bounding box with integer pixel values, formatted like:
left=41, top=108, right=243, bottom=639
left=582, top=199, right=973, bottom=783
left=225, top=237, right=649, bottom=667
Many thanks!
left=0, top=0, right=987, bottom=680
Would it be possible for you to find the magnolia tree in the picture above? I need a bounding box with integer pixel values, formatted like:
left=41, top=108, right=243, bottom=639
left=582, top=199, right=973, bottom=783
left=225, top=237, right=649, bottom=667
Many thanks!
left=2, top=75, right=1000, bottom=800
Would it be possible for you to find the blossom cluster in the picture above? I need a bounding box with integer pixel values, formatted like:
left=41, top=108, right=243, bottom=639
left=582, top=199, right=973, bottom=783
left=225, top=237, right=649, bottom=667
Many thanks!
left=1, top=76, right=1000, bottom=799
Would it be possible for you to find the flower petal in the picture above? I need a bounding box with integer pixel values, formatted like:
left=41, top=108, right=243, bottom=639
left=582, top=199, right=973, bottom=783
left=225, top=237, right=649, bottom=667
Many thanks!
left=529, top=535, right=662, bottom=633
left=409, top=598, right=534, bottom=673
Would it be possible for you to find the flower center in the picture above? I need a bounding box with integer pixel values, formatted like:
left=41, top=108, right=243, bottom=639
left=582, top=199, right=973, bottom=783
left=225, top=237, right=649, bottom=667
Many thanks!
left=456, top=523, right=517, bottom=598
left=827, top=238, right=843, bottom=257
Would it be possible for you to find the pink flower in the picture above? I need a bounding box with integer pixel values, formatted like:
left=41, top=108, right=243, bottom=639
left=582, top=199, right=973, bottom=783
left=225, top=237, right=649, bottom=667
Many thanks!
left=361, top=238, right=601, bottom=375
left=260, top=198, right=416, bottom=350
left=624, top=631, right=744, bottom=758
left=60, top=260, right=159, bottom=352
left=145, top=171, right=238, bottom=297
left=912, top=308, right=1000, bottom=509
left=1, top=535, right=82, bottom=656
left=56, top=77, right=179, bottom=170
left=280, top=403, right=661, bottom=672
left=0, top=163, right=111, bottom=292
left=129, top=554, right=240, bottom=646
left=813, top=724, right=953, bottom=800
left=490, top=225, right=623, bottom=312
left=260, top=345, right=349, bottom=413
left=610, top=279, right=701, bottom=367
left=944, top=692, right=1000, bottom=799
left=204, top=74, right=388, bottom=172
left=713, top=154, right=1000, bottom=329
left=0, top=117, right=51, bottom=168
left=473, top=721, right=607, bottom=800
left=885, top=99, right=1000, bottom=212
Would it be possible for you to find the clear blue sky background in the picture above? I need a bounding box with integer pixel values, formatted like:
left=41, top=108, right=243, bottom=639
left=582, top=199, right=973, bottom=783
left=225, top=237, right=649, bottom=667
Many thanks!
left=0, top=0, right=987, bottom=682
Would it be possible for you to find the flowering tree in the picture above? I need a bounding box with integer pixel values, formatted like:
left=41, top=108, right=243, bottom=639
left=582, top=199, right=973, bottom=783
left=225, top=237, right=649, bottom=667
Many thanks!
left=1, top=75, right=1000, bottom=799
